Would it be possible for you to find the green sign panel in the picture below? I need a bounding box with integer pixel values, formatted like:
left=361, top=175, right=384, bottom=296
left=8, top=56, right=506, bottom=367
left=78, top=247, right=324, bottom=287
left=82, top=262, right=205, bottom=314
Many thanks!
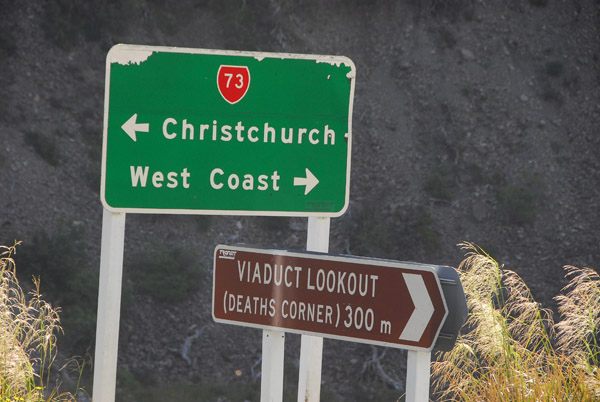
left=101, top=44, right=355, bottom=216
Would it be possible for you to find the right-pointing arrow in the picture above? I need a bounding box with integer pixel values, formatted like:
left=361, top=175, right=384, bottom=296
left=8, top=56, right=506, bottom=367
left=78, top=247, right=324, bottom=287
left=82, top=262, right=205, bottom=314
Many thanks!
left=399, top=273, right=435, bottom=342
left=294, top=168, right=319, bottom=195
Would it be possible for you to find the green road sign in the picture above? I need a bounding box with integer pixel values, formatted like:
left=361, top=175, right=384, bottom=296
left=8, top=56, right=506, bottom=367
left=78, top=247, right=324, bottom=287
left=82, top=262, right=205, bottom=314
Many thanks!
left=101, top=44, right=356, bottom=216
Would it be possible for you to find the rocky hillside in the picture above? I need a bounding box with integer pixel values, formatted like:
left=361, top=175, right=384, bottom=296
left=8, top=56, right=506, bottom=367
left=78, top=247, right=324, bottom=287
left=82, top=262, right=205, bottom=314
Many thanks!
left=0, top=0, right=599, bottom=400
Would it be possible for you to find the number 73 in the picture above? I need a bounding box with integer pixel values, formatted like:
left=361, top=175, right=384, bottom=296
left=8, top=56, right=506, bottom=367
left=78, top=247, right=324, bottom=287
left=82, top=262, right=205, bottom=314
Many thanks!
left=224, top=73, right=244, bottom=89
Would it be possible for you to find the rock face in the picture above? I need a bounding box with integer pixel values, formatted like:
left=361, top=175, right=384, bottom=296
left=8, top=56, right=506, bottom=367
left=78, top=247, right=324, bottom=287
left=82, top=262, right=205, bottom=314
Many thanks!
left=460, top=48, right=475, bottom=61
left=0, top=1, right=599, bottom=400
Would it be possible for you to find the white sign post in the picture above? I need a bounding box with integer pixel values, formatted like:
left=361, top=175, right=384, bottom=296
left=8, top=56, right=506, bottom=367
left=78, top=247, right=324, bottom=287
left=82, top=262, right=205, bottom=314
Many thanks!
left=261, top=330, right=286, bottom=402
left=297, top=216, right=330, bottom=402
left=92, top=209, right=126, bottom=402
left=406, top=351, right=432, bottom=402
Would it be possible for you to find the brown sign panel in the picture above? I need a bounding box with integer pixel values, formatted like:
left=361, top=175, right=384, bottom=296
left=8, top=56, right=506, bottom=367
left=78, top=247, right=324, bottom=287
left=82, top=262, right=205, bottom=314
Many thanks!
left=212, top=245, right=448, bottom=352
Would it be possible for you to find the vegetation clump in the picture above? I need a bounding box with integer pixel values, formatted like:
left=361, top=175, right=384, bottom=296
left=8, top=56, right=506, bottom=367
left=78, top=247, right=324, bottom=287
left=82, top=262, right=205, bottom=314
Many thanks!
left=24, top=132, right=60, bottom=167
left=16, top=223, right=98, bottom=354
left=128, top=241, right=204, bottom=304
left=425, top=164, right=455, bottom=201
left=42, top=0, right=137, bottom=48
left=0, top=242, right=80, bottom=401
left=433, top=243, right=600, bottom=401
left=496, top=173, right=545, bottom=225
left=345, top=199, right=441, bottom=260
left=545, top=60, right=565, bottom=77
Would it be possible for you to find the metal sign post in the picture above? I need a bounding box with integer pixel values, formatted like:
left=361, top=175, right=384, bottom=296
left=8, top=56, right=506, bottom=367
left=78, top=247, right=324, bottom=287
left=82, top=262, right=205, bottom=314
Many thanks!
left=261, top=330, right=286, bottom=402
left=92, top=209, right=126, bottom=402
left=298, top=216, right=330, bottom=402
left=406, top=351, right=432, bottom=402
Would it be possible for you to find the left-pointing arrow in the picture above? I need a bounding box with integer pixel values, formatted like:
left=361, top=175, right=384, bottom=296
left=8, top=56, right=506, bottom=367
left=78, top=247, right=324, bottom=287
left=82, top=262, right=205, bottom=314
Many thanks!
left=121, top=113, right=149, bottom=142
left=399, top=273, right=435, bottom=342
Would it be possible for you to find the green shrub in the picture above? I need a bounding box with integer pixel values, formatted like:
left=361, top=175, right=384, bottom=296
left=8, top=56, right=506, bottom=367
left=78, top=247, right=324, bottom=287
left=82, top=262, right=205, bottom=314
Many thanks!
left=436, top=26, right=457, bottom=49
left=42, top=0, right=138, bottom=48
left=425, top=164, right=455, bottom=201
left=24, top=131, right=60, bottom=166
left=428, top=0, right=473, bottom=22
left=260, top=216, right=290, bottom=232
left=42, top=1, right=81, bottom=48
left=465, top=163, right=487, bottom=185
left=116, top=375, right=260, bottom=402
left=496, top=173, right=545, bottom=225
left=81, top=124, right=103, bottom=193
left=128, top=242, right=204, bottom=303
left=0, top=27, right=16, bottom=56
left=195, top=215, right=213, bottom=232
left=345, top=201, right=401, bottom=259
left=16, top=223, right=97, bottom=352
left=497, top=185, right=536, bottom=224
left=540, top=83, right=563, bottom=104
left=346, top=199, right=440, bottom=260
left=529, top=0, right=549, bottom=7
left=416, top=212, right=441, bottom=254
left=545, top=60, right=565, bottom=77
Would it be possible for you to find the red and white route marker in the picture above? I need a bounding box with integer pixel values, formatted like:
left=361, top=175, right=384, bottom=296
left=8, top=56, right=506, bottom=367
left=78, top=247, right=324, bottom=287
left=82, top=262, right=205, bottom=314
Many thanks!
left=217, top=65, right=250, bottom=104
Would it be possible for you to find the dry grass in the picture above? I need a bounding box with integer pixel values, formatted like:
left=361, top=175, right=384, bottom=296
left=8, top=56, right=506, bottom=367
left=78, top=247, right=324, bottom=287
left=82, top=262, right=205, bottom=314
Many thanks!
left=432, top=242, right=600, bottom=401
left=0, top=242, right=77, bottom=402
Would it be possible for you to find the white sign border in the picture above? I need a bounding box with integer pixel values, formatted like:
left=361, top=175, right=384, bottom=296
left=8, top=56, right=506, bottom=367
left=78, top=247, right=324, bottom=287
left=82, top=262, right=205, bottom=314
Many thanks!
left=212, top=244, right=449, bottom=353
left=100, top=44, right=355, bottom=218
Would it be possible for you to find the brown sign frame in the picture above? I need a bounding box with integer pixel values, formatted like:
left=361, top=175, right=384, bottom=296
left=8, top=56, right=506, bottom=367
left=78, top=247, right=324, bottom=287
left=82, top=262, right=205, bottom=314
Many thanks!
left=213, top=245, right=448, bottom=352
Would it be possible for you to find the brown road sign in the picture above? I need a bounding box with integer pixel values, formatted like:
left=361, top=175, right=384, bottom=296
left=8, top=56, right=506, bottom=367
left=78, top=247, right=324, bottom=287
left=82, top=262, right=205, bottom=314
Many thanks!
left=213, top=245, right=448, bottom=352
